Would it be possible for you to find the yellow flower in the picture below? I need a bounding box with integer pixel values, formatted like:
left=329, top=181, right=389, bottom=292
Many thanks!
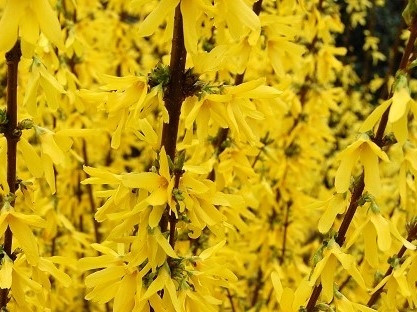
left=122, top=147, right=175, bottom=214
left=309, top=240, right=366, bottom=303
left=9, top=254, right=42, bottom=308
left=334, top=291, right=376, bottom=312
left=137, top=0, right=180, bottom=38
left=335, top=134, right=389, bottom=195
left=92, top=75, right=148, bottom=149
left=0, top=252, right=13, bottom=289
left=0, top=0, right=64, bottom=54
left=24, top=62, right=67, bottom=117
left=183, top=78, right=281, bottom=144
left=316, top=46, right=347, bottom=84
left=309, top=194, right=348, bottom=234
left=347, top=205, right=415, bottom=268
left=389, top=76, right=412, bottom=124
left=215, top=0, right=261, bottom=46
left=370, top=254, right=415, bottom=305
left=360, top=75, right=417, bottom=144
left=0, top=207, right=45, bottom=265
left=271, top=271, right=311, bottom=311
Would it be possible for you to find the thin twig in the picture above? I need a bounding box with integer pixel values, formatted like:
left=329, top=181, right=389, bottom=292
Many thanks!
left=280, top=201, right=292, bottom=264
left=227, top=289, right=237, bottom=312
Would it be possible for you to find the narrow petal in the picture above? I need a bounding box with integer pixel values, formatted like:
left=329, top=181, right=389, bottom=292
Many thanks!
left=9, top=216, right=39, bottom=265
left=19, top=137, right=43, bottom=178
left=318, top=196, right=346, bottom=233
left=390, top=87, right=411, bottom=123
left=146, top=187, right=168, bottom=206
left=113, top=272, right=137, bottom=312
left=371, top=213, right=392, bottom=252
left=360, top=99, right=391, bottom=132
left=20, top=8, right=39, bottom=45
left=335, top=149, right=360, bottom=193
left=165, top=277, right=182, bottom=312
left=38, top=257, right=71, bottom=287
left=138, top=0, right=179, bottom=37
left=309, top=255, right=329, bottom=286
left=33, top=0, right=64, bottom=49
left=159, top=147, right=170, bottom=180
left=392, top=113, right=408, bottom=144
left=122, top=172, right=162, bottom=190
left=148, top=205, right=166, bottom=228
left=181, top=0, right=199, bottom=54
left=271, top=271, right=283, bottom=301
left=361, top=145, right=381, bottom=196
left=322, top=255, right=336, bottom=303
left=0, top=0, right=21, bottom=52
left=0, top=255, right=13, bottom=289
left=142, top=268, right=169, bottom=299
left=85, top=266, right=125, bottom=288
left=363, top=222, right=378, bottom=268
left=154, top=229, right=178, bottom=258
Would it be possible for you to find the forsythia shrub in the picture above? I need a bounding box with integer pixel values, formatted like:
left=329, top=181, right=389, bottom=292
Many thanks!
left=0, top=0, right=417, bottom=311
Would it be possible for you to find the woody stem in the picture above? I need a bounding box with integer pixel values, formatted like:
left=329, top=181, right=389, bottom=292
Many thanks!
left=0, top=41, right=22, bottom=309
left=159, top=3, right=186, bottom=249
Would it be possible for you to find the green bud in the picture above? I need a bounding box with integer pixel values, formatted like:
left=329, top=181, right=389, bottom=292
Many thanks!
left=403, top=0, right=417, bottom=26
left=173, top=188, right=184, bottom=202
left=12, top=129, right=22, bottom=138
left=393, top=71, right=408, bottom=92
left=174, top=150, right=186, bottom=172
left=0, top=109, right=7, bottom=125
left=4, top=193, right=16, bottom=204
left=17, top=119, right=34, bottom=130
left=408, top=58, right=417, bottom=70
left=388, top=255, right=400, bottom=269
left=148, top=64, right=170, bottom=89
left=334, top=288, right=343, bottom=300
left=370, top=202, right=380, bottom=213
left=316, top=303, right=330, bottom=311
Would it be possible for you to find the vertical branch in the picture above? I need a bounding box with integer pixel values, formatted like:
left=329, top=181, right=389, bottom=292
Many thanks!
left=280, top=200, right=292, bottom=263
left=159, top=3, right=186, bottom=248
left=0, top=40, right=22, bottom=309
left=160, top=4, right=186, bottom=160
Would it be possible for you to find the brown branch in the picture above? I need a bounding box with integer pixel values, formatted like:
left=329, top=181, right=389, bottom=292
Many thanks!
left=251, top=268, right=264, bottom=307
left=306, top=17, right=417, bottom=312
left=0, top=41, right=22, bottom=309
left=227, top=289, right=237, bottom=312
left=280, top=200, right=292, bottom=264
left=158, top=3, right=187, bottom=248
left=160, top=5, right=186, bottom=161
